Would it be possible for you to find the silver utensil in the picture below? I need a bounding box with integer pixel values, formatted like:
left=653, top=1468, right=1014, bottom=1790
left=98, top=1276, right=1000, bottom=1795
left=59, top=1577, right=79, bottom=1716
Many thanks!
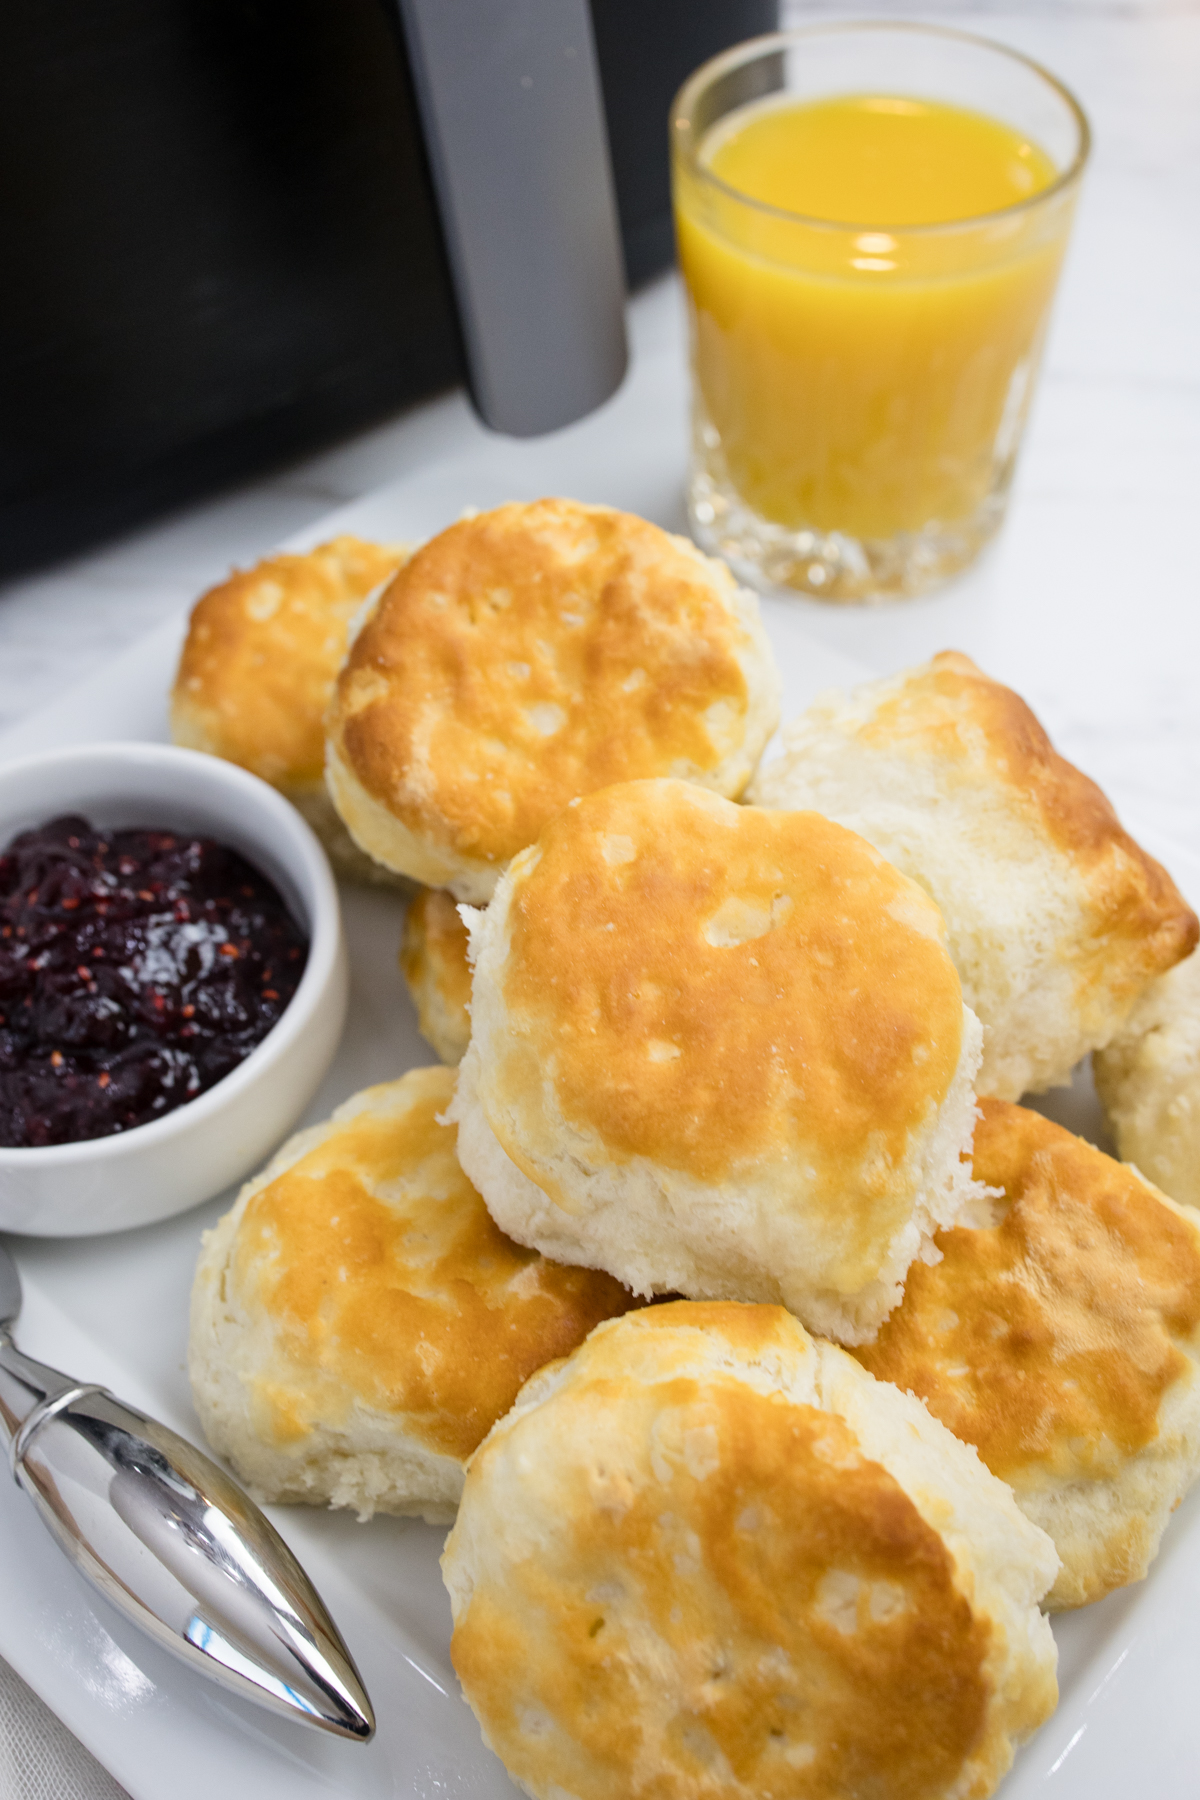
left=0, top=1238, right=374, bottom=1741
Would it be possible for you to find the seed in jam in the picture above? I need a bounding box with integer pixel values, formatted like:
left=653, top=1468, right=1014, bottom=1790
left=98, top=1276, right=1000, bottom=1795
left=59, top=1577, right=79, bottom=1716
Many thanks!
left=0, top=815, right=308, bottom=1148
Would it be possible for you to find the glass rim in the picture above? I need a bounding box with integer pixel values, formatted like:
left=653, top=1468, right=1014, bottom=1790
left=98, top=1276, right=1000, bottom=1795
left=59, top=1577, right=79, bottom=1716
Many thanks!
left=671, top=19, right=1091, bottom=238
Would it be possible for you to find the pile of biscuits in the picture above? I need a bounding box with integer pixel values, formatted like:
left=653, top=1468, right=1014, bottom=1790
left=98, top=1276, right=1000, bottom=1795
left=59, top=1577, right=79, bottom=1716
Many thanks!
left=174, top=499, right=1200, bottom=1800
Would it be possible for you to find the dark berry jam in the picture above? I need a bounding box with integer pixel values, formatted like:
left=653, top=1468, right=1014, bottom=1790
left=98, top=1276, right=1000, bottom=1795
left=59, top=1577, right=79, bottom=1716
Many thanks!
left=0, top=816, right=307, bottom=1148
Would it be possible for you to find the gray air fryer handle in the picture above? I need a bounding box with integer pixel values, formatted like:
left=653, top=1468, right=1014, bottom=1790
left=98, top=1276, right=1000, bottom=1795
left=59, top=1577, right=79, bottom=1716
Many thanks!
left=396, top=0, right=628, bottom=436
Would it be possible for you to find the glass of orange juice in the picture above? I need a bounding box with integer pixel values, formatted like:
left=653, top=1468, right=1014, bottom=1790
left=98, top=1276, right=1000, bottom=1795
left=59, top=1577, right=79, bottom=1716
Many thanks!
left=672, top=23, right=1089, bottom=602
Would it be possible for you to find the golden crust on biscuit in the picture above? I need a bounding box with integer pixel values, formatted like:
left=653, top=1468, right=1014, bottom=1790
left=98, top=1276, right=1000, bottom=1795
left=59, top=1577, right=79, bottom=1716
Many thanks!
left=856, top=1098, right=1200, bottom=1608
left=497, top=784, right=963, bottom=1193
left=172, top=535, right=407, bottom=788
left=750, top=651, right=1198, bottom=1099
left=188, top=1067, right=636, bottom=1520
left=326, top=499, right=780, bottom=901
left=399, top=889, right=473, bottom=1065
left=871, top=656, right=1196, bottom=987
left=171, top=535, right=410, bottom=881
left=452, top=779, right=987, bottom=1343
left=442, top=1302, right=1059, bottom=1800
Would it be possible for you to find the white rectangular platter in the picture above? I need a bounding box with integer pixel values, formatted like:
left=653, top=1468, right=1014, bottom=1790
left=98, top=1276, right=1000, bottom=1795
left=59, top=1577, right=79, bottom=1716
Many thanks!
left=2, top=353, right=1199, bottom=1800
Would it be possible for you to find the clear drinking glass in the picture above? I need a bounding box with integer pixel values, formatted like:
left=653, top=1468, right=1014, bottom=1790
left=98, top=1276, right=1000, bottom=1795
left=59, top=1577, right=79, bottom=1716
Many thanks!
left=671, top=23, right=1089, bottom=602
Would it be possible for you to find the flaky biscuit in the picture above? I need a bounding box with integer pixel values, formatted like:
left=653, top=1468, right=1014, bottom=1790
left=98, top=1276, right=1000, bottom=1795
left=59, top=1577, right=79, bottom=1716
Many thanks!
left=188, top=1067, right=635, bottom=1522
left=1095, top=947, right=1200, bottom=1210
left=171, top=535, right=408, bottom=880
left=856, top=1098, right=1200, bottom=1608
left=399, top=889, right=473, bottom=1065
left=449, top=779, right=986, bottom=1345
left=749, top=652, right=1197, bottom=1099
left=442, top=1302, right=1059, bottom=1800
left=325, top=499, right=781, bottom=902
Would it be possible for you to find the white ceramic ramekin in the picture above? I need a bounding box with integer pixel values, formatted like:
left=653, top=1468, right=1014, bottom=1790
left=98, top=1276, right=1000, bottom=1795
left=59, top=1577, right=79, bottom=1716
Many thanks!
left=0, top=743, right=348, bottom=1235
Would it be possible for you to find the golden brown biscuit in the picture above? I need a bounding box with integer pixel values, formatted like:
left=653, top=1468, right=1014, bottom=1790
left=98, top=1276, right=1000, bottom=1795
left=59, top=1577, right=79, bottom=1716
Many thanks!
left=1095, top=947, right=1200, bottom=1210
left=855, top=1098, right=1200, bottom=1609
left=171, top=535, right=409, bottom=879
left=750, top=652, right=1198, bottom=1099
left=442, top=1302, right=1059, bottom=1800
left=450, top=778, right=987, bottom=1344
left=325, top=499, right=781, bottom=902
left=188, top=1067, right=636, bottom=1521
left=399, top=889, right=473, bottom=1065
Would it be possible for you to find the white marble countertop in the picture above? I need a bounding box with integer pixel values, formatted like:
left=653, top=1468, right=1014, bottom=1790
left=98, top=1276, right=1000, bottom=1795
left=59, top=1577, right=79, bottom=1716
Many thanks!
left=2, top=0, right=1197, bottom=873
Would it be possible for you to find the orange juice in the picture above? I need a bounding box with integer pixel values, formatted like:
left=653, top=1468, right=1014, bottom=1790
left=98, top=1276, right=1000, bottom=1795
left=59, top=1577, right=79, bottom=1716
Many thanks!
left=674, top=93, right=1071, bottom=543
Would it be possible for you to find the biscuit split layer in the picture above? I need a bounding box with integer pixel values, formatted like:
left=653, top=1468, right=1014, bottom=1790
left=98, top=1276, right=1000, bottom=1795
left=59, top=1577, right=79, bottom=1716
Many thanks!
left=855, top=1097, right=1200, bottom=1608
left=188, top=1067, right=636, bottom=1522
left=1095, top=947, right=1200, bottom=1211
left=749, top=651, right=1198, bottom=1099
left=399, top=889, right=473, bottom=1066
left=442, top=1302, right=1059, bottom=1800
left=326, top=499, right=781, bottom=902
left=451, top=778, right=986, bottom=1345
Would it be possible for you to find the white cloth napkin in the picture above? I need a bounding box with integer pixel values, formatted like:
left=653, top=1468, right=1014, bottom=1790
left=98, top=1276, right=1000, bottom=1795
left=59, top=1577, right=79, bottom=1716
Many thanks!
left=0, top=1654, right=130, bottom=1800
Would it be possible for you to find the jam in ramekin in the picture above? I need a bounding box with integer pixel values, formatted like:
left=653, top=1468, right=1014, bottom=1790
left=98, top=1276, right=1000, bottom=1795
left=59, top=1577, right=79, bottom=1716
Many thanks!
left=0, top=815, right=307, bottom=1148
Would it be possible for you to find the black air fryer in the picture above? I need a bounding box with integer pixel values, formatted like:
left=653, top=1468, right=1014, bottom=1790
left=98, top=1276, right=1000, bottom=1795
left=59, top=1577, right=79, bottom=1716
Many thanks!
left=0, top=0, right=777, bottom=578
